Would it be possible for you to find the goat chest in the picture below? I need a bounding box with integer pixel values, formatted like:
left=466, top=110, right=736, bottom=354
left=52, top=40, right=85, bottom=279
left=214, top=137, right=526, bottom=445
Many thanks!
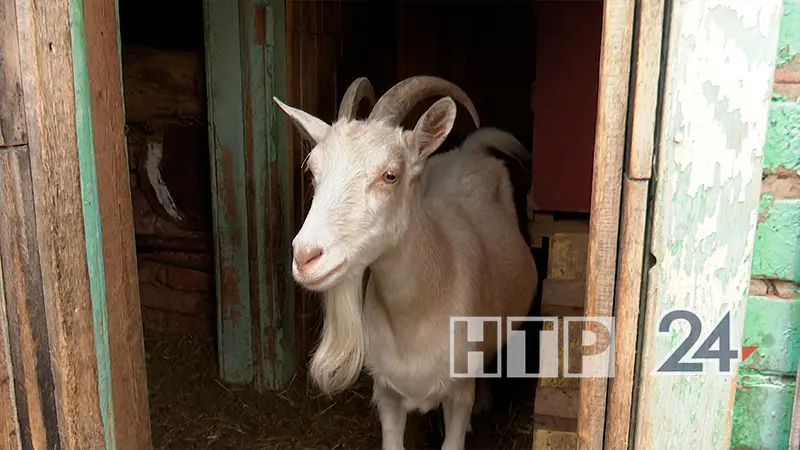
left=363, top=314, right=457, bottom=413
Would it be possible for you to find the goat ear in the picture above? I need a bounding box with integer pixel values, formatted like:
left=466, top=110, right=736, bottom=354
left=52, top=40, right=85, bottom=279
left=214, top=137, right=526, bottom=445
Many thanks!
left=411, top=97, right=457, bottom=161
left=273, top=96, right=330, bottom=144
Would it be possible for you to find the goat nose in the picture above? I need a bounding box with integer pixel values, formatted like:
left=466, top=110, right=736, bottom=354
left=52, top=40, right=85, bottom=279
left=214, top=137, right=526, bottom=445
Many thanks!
left=294, top=245, right=324, bottom=271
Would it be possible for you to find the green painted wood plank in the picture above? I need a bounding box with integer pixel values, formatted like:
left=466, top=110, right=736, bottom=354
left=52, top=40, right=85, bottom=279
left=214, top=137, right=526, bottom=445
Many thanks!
left=202, top=0, right=254, bottom=383
left=67, top=0, right=115, bottom=448
left=632, top=1, right=783, bottom=448
left=257, top=0, right=292, bottom=390
left=207, top=0, right=293, bottom=391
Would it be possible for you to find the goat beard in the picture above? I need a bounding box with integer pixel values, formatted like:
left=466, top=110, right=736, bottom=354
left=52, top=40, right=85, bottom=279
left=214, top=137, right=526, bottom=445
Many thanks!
left=308, top=269, right=366, bottom=396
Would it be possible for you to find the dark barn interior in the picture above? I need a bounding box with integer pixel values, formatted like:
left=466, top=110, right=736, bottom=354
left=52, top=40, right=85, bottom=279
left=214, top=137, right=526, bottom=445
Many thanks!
left=117, top=0, right=600, bottom=448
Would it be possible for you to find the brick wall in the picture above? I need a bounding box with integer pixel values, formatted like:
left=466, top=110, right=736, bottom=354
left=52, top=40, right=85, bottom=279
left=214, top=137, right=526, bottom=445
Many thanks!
left=731, top=1, right=800, bottom=447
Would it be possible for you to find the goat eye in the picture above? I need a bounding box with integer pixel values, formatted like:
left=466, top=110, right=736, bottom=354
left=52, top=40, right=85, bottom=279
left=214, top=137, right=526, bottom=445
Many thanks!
left=382, top=171, right=398, bottom=184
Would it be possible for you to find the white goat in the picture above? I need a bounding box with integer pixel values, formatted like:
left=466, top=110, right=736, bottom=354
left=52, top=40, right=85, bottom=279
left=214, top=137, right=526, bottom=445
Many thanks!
left=273, top=76, right=538, bottom=450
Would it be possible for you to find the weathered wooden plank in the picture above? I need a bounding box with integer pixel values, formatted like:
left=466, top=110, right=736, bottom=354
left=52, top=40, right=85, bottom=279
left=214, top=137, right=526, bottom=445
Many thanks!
left=203, top=0, right=296, bottom=389
left=533, top=415, right=576, bottom=434
left=0, top=0, right=26, bottom=147
left=0, top=146, right=58, bottom=449
left=626, top=0, right=665, bottom=180
left=68, top=0, right=118, bottom=444
left=539, top=233, right=587, bottom=392
left=632, top=1, right=783, bottom=449
left=245, top=0, right=294, bottom=390
left=0, top=233, right=22, bottom=450
left=14, top=0, right=114, bottom=444
left=528, top=216, right=589, bottom=249
left=535, top=386, right=579, bottom=419
left=541, top=279, right=585, bottom=309
left=202, top=0, right=254, bottom=384
left=82, top=0, right=152, bottom=446
left=538, top=314, right=582, bottom=390
left=577, top=0, right=635, bottom=448
left=547, top=233, right=589, bottom=281
left=604, top=177, right=649, bottom=450
left=534, top=429, right=577, bottom=450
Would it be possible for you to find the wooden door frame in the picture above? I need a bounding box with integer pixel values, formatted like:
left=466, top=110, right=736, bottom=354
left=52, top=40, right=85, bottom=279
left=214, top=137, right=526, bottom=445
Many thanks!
left=0, top=0, right=152, bottom=447
left=203, top=0, right=295, bottom=391
left=577, top=0, right=784, bottom=449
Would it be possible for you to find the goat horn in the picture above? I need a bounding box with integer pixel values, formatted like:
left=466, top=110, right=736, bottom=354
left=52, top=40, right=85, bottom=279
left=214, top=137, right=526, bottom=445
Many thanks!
left=337, top=77, right=376, bottom=121
left=367, top=75, right=480, bottom=128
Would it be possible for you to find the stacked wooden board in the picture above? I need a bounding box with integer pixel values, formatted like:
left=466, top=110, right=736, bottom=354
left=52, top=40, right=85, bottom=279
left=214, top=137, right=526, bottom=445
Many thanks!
left=529, top=215, right=589, bottom=450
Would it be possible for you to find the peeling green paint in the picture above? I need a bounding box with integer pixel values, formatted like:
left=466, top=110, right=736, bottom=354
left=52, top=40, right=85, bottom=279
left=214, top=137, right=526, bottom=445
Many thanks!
left=68, top=0, right=115, bottom=447
left=777, top=0, right=800, bottom=66
left=731, top=375, right=797, bottom=450
left=763, top=101, right=800, bottom=173
left=740, top=296, right=800, bottom=375
left=633, top=1, right=783, bottom=448
left=751, top=196, right=800, bottom=282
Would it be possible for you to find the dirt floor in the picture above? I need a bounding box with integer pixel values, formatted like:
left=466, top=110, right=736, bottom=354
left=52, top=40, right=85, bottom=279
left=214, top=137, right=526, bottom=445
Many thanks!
left=145, top=331, right=536, bottom=450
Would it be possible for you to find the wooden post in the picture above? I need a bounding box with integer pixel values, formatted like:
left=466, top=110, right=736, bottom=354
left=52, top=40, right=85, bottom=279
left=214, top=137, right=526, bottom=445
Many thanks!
left=203, top=0, right=295, bottom=390
left=632, top=1, right=782, bottom=449
left=0, top=0, right=152, bottom=447
left=602, top=0, right=665, bottom=449
left=577, top=0, right=634, bottom=449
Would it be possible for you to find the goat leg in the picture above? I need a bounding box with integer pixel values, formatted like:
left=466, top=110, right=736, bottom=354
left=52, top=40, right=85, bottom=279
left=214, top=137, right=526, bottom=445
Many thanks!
left=441, top=380, right=476, bottom=450
left=373, top=381, right=407, bottom=450
left=472, top=377, right=493, bottom=416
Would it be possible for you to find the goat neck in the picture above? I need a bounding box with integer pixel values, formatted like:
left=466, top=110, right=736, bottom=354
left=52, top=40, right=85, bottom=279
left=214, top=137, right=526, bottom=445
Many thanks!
left=368, top=185, right=451, bottom=314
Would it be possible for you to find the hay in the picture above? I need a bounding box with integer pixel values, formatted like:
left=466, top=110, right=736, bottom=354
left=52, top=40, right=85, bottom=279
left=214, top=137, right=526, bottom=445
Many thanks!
left=146, top=331, right=534, bottom=449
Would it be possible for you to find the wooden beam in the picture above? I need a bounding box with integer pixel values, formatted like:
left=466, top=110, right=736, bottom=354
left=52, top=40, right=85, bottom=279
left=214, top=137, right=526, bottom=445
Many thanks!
left=604, top=177, right=648, bottom=450
left=0, top=0, right=26, bottom=148
left=2, top=0, right=151, bottom=447
left=0, top=146, right=60, bottom=449
left=577, top=0, right=635, bottom=449
left=203, top=0, right=255, bottom=385
left=82, top=0, right=152, bottom=446
left=0, top=1, right=27, bottom=447
left=203, top=0, right=294, bottom=390
left=625, top=0, right=665, bottom=180
left=0, top=253, right=18, bottom=449
left=603, top=2, right=665, bottom=447
left=632, top=1, right=783, bottom=448
left=13, top=0, right=108, bottom=442
left=0, top=261, right=21, bottom=450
